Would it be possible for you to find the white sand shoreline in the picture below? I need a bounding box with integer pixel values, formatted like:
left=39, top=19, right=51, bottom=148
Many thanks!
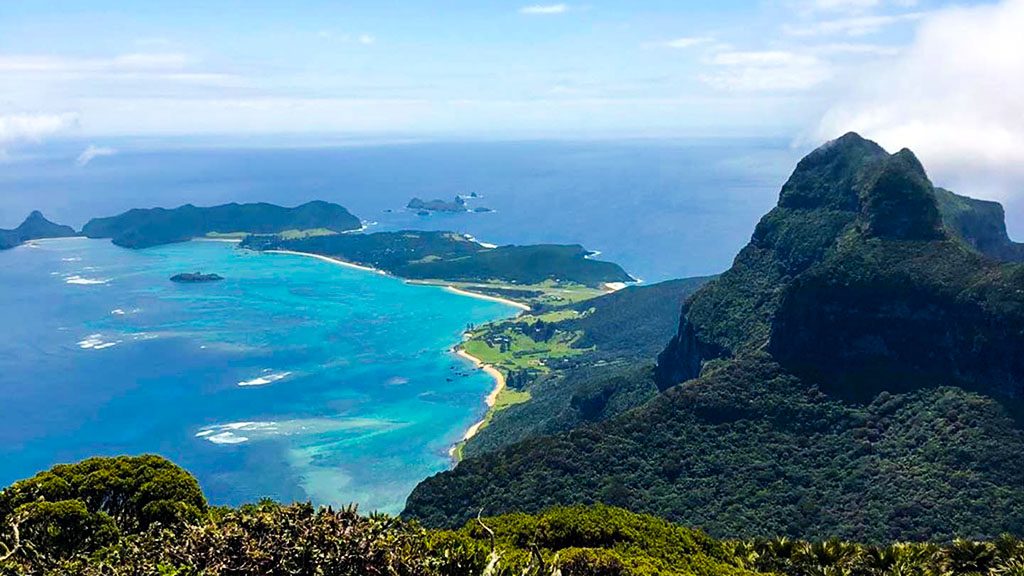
left=264, top=249, right=387, bottom=275
left=266, top=249, right=531, bottom=312
left=449, top=348, right=506, bottom=460
left=193, top=237, right=243, bottom=244
left=443, top=285, right=532, bottom=311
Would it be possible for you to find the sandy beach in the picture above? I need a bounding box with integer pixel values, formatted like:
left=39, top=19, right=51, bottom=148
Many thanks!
left=265, top=250, right=387, bottom=275
left=443, top=285, right=531, bottom=311
left=193, top=237, right=243, bottom=244
left=266, top=250, right=531, bottom=313
left=448, top=348, right=506, bottom=459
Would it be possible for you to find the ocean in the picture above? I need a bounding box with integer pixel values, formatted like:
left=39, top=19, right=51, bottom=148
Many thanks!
left=0, top=137, right=808, bottom=511
left=0, top=137, right=809, bottom=281
left=0, top=238, right=514, bottom=512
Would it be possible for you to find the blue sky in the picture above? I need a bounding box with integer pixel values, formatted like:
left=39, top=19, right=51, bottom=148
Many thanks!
left=2, top=0, right=1024, bottom=202
left=0, top=0, right=984, bottom=139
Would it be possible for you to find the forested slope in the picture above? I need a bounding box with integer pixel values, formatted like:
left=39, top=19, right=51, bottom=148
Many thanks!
left=404, top=133, right=1024, bottom=542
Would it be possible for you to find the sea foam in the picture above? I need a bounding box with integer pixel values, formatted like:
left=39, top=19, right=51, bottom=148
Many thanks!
left=238, top=370, right=293, bottom=387
left=65, top=275, right=109, bottom=285
left=195, top=421, right=280, bottom=445
left=77, top=334, right=121, bottom=350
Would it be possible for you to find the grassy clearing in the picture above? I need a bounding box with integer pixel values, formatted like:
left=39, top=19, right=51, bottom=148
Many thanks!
left=278, top=228, right=339, bottom=240
left=419, top=279, right=607, bottom=310
left=205, top=231, right=250, bottom=239
left=206, top=228, right=339, bottom=241
left=462, top=328, right=586, bottom=373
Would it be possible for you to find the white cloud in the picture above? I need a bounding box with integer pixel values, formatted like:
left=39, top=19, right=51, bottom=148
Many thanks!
left=519, top=4, right=568, bottom=15
left=813, top=42, right=900, bottom=56
left=819, top=0, right=879, bottom=10
left=318, top=31, right=377, bottom=45
left=710, top=50, right=809, bottom=66
left=785, top=11, right=925, bottom=36
left=796, top=0, right=917, bottom=15
left=75, top=144, right=117, bottom=167
left=662, top=37, right=713, bottom=49
left=0, top=53, right=188, bottom=73
left=701, top=50, right=831, bottom=93
left=813, top=0, right=1024, bottom=200
left=0, top=113, right=78, bottom=145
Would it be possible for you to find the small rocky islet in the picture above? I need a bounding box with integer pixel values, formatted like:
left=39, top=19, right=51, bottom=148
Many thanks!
left=170, top=272, right=224, bottom=283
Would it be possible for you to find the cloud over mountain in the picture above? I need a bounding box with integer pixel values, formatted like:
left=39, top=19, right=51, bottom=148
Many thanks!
left=814, top=0, right=1024, bottom=201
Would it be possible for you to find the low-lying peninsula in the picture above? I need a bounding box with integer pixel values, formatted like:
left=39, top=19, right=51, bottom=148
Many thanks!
left=242, top=230, right=635, bottom=306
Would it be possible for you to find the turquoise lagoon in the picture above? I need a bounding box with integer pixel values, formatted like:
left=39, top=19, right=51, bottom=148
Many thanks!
left=0, top=238, right=516, bottom=512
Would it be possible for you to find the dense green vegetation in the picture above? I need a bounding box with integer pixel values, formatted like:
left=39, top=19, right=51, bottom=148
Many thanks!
left=405, top=133, right=1024, bottom=542
left=935, top=187, right=1024, bottom=262
left=5, top=457, right=1024, bottom=575
left=82, top=200, right=361, bottom=248
left=244, top=230, right=634, bottom=287
left=0, top=211, right=76, bottom=250
left=407, top=353, right=1024, bottom=540
left=461, top=277, right=713, bottom=458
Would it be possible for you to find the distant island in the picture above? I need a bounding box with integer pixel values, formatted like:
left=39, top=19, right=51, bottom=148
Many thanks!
left=0, top=211, right=77, bottom=250
left=170, top=272, right=224, bottom=283
left=82, top=201, right=362, bottom=248
left=1, top=199, right=632, bottom=310
left=407, top=196, right=491, bottom=214
left=407, top=196, right=466, bottom=213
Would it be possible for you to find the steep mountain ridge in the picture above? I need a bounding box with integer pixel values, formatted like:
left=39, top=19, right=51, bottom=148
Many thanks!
left=0, top=211, right=77, bottom=250
left=655, top=133, right=1023, bottom=394
left=404, top=133, right=1024, bottom=541
left=935, top=186, right=1024, bottom=261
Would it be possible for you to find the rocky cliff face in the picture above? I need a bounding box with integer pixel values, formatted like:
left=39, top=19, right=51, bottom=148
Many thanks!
left=934, top=187, right=1024, bottom=262
left=656, top=133, right=1024, bottom=398
left=655, top=133, right=886, bottom=390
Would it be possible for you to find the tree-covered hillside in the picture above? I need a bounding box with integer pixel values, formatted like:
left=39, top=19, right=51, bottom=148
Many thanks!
left=934, top=187, right=1024, bottom=262
left=5, top=456, right=1024, bottom=575
left=404, top=133, right=1024, bottom=542
left=0, top=211, right=77, bottom=250
left=82, top=201, right=362, bottom=248
left=244, top=230, right=635, bottom=287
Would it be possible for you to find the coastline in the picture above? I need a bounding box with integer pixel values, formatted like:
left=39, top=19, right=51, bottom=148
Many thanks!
left=265, top=249, right=387, bottom=275
left=193, top=237, right=243, bottom=244
left=266, top=249, right=531, bottom=311
left=260, top=246, right=522, bottom=464
left=442, top=285, right=532, bottom=311
left=449, top=348, right=506, bottom=460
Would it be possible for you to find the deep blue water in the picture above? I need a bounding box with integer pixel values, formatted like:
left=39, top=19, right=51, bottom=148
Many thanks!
left=0, top=238, right=514, bottom=512
left=0, top=138, right=811, bottom=280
